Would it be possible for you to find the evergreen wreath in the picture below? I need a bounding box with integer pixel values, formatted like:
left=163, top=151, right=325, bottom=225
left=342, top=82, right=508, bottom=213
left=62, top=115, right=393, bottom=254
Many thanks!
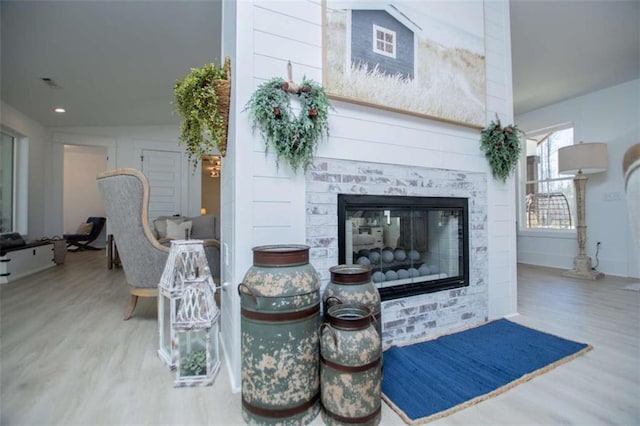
left=247, top=76, right=331, bottom=172
left=479, top=118, right=523, bottom=182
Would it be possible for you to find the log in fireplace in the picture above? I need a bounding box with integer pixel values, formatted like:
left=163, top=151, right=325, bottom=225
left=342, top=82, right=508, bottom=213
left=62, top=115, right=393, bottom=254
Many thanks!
left=338, top=194, right=469, bottom=301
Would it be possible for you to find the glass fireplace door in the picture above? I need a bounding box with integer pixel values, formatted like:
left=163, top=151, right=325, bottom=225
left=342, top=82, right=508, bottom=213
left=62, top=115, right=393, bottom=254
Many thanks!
left=339, top=195, right=468, bottom=300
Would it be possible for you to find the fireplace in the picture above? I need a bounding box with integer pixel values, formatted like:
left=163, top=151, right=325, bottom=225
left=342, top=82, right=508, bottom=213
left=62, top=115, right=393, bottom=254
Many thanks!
left=306, top=158, right=487, bottom=345
left=338, top=194, right=469, bottom=301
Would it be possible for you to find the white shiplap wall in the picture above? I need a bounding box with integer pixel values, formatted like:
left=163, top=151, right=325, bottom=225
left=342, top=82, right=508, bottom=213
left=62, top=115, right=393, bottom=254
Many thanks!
left=222, top=0, right=516, bottom=392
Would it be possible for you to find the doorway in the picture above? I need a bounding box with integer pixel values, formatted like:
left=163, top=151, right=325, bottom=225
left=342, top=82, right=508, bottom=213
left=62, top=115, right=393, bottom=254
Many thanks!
left=62, top=144, right=108, bottom=247
left=201, top=155, right=221, bottom=239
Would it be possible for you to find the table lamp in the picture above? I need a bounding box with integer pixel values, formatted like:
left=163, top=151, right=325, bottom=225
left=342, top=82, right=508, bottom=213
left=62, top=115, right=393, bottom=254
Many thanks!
left=558, top=142, right=608, bottom=280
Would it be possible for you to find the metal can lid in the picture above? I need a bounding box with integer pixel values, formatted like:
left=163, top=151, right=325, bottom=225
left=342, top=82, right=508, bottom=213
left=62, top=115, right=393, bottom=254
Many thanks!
left=329, top=264, right=372, bottom=284
left=325, top=303, right=373, bottom=330
left=252, top=244, right=310, bottom=267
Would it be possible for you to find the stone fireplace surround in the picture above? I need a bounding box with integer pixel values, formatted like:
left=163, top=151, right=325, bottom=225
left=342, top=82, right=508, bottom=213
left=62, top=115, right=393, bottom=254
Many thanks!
left=306, top=158, right=488, bottom=347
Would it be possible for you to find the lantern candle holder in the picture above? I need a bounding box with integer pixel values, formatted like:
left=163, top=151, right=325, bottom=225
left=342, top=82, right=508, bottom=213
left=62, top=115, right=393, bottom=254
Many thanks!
left=174, top=274, right=221, bottom=387
left=157, top=240, right=220, bottom=387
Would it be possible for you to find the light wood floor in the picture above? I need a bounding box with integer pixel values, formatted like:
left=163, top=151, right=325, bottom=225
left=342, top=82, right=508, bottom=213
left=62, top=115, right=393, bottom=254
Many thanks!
left=1, top=251, right=638, bottom=425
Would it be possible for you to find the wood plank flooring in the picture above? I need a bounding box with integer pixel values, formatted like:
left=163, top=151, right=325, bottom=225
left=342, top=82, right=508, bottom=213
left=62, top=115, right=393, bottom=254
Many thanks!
left=1, top=252, right=638, bottom=425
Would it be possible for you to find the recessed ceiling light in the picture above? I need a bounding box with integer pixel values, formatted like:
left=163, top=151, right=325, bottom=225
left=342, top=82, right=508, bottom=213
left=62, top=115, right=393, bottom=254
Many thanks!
left=54, top=107, right=66, bottom=113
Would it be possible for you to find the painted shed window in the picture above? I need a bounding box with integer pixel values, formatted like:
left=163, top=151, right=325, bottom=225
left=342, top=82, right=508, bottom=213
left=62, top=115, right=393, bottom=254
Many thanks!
left=373, top=24, right=396, bottom=58
left=523, top=126, right=575, bottom=230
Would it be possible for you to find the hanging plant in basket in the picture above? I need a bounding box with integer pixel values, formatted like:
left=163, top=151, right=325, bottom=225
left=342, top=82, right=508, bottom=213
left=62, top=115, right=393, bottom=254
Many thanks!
left=174, top=57, right=231, bottom=165
left=479, top=118, right=523, bottom=182
left=246, top=76, right=331, bottom=172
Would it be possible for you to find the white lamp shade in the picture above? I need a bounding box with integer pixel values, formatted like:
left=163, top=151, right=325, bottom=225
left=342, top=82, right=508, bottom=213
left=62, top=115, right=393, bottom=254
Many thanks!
left=558, top=142, right=608, bottom=175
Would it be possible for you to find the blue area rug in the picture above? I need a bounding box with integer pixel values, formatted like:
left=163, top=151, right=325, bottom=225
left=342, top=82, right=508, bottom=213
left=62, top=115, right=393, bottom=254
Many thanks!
left=381, top=319, right=591, bottom=424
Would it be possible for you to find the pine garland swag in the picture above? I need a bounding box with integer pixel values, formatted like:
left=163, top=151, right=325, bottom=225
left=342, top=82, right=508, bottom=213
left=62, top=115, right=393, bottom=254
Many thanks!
left=479, top=118, right=523, bottom=182
left=247, top=77, right=331, bottom=172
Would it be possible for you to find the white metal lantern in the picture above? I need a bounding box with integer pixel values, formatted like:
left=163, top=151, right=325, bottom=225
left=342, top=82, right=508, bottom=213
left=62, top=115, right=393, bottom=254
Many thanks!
left=174, top=274, right=221, bottom=387
left=158, top=240, right=217, bottom=374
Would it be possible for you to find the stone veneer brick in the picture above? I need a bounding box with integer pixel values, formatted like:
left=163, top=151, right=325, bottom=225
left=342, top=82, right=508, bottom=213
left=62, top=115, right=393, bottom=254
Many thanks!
left=306, top=159, right=489, bottom=347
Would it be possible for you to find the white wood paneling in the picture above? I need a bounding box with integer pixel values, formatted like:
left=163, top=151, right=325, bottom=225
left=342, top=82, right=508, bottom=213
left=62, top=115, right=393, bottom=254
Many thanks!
left=253, top=5, right=322, bottom=43
left=485, top=0, right=518, bottom=317
left=254, top=32, right=322, bottom=67
left=224, top=0, right=518, bottom=390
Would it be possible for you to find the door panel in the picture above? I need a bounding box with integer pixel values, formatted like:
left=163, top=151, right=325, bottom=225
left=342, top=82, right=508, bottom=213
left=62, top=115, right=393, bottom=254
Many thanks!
left=141, top=149, right=183, bottom=219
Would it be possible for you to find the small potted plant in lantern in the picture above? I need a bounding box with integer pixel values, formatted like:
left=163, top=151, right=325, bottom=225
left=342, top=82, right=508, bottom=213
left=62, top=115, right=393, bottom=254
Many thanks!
left=173, top=274, right=220, bottom=387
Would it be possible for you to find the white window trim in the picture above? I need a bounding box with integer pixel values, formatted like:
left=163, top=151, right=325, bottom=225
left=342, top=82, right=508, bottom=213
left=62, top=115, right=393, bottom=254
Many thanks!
left=372, top=24, right=396, bottom=58
left=518, top=228, right=575, bottom=239
left=517, top=122, right=575, bottom=235
left=525, top=176, right=572, bottom=185
left=14, top=135, right=28, bottom=235
left=0, top=131, right=15, bottom=233
left=1, top=127, right=29, bottom=235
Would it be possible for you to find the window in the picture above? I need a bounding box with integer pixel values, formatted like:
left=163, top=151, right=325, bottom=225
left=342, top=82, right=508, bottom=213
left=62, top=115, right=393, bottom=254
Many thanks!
left=373, top=24, right=396, bottom=58
left=523, top=126, right=575, bottom=229
left=1, top=131, right=15, bottom=233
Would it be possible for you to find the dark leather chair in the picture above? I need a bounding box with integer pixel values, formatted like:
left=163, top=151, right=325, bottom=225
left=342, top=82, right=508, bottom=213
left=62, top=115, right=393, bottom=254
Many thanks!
left=64, top=216, right=106, bottom=251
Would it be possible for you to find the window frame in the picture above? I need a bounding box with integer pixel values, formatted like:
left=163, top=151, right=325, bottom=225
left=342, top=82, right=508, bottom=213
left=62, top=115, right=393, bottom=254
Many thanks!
left=372, top=24, right=396, bottom=58
left=1, top=130, right=16, bottom=234
left=518, top=123, right=576, bottom=237
left=0, top=127, right=29, bottom=236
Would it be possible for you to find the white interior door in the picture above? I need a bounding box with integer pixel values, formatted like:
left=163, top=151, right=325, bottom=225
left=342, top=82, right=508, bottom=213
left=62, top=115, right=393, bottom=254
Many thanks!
left=141, top=149, right=183, bottom=219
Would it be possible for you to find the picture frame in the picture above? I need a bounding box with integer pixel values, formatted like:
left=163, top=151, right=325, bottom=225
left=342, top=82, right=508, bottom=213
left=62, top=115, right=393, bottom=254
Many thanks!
left=322, top=0, right=486, bottom=129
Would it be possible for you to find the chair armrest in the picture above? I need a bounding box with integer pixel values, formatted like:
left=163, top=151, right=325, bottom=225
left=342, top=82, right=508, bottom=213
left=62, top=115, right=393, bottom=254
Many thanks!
left=202, top=238, right=221, bottom=249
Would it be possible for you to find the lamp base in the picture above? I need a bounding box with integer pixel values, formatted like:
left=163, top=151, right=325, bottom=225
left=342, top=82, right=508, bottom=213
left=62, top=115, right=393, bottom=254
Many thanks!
left=562, top=255, right=605, bottom=280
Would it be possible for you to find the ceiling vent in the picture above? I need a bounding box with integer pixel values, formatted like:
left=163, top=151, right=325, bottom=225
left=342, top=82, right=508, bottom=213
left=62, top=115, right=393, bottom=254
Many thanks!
left=40, top=77, right=63, bottom=89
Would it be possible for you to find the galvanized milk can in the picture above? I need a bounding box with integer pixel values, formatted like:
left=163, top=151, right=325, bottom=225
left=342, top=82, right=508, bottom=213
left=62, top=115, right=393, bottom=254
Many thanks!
left=239, top=245, right=321, bottom=425
left=320, top=303, right=382, bottom=426
left=323, top=265, right=382, bottom=340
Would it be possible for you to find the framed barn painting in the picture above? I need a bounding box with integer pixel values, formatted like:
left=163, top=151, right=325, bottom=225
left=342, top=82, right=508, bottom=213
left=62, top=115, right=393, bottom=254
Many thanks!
left=322, top=1, right=486, bottom=128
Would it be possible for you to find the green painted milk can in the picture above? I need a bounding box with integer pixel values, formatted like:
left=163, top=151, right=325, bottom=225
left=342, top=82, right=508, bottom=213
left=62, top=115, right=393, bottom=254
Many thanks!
left=320, top=303, right=382, bottom=426
left=239, top=245, right=321, bottom=425
left=323, top=265, right=382, bottom=340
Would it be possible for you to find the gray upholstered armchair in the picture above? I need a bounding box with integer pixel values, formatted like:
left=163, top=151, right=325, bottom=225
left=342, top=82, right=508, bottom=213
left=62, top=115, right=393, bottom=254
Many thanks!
left=97, top=168, right=220, bottom=320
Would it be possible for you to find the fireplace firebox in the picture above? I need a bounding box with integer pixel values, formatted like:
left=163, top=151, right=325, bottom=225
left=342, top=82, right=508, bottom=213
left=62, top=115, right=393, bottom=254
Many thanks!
left=338, top=194, right=469, bottom=301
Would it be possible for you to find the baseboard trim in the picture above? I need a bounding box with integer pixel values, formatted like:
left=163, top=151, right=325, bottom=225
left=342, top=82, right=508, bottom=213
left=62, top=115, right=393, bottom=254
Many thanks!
left=220, top=336, right=241, bottom=394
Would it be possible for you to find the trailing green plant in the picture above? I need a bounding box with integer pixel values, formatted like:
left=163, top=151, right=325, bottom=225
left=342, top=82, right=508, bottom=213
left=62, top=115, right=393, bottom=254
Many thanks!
left=246, top=77, right=331, bottom=172
left=180, top=349, right=207, bottom=376
left=174, top=60, right=230, bottom=165
left=479, top=118, right=523, bottom=182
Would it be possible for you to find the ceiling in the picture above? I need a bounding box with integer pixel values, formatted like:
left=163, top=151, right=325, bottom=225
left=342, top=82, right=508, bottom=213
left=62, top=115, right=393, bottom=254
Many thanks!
left=1, top=1, right=638, bottom=128
left=510, top=0, right=639, bottom=115
left=1, top=1, right=222, bottom=128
